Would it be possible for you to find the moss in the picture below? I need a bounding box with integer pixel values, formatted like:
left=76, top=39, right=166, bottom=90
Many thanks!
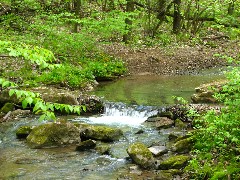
left=26, top=122, right=80, bottom=148
left=16, top=126, right=33, bottom=139
left=175, top=119, right=186, bottom=129
left=159, top=155, right=190, bottom=170
left=172, top=137, right=194, bottom=153
left=81, top=125, right=123, bottom=141
left=0, top=103, right=14, bottom=114
left=127, top=142, right=154, bottom=169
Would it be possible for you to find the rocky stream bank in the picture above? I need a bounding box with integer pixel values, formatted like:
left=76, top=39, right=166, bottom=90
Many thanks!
left=0, top=78, right=226, bottom=179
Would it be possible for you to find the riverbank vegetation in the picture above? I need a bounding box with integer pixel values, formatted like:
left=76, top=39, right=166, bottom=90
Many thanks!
left=0, top=0, right=240, bottom=179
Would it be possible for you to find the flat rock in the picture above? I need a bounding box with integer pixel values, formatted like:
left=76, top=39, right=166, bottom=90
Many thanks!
left=148, top=146, right=168, bottom=156
left=155, top=117, right=174, bottom=129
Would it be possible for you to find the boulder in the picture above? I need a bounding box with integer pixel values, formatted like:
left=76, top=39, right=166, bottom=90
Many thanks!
left=148, top=146, right=168, bottom=156
left=175, top=119, right=186, bottom=129
left=77, top=94, right=104, bottom=114
left=76, top=139, right=96, bottom=151
left=171, top=137, right=194, bottom=153
left=158, top=155, right=190, bottom=170
left=154, top=117, right=174, bottom=129
left=16, top=125, right=33, bottom=139
left=26, top=122, right=80, bottom=148
left=191, top=80, right=227, bottom=103
left=80, top=124, right=123, bottom=142
left=127, top=142, right=154, bottom=169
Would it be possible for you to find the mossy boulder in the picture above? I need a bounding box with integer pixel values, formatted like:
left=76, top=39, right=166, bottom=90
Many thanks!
left=0, top=103, right=14, bottom=114
left=76, top=139, right=96, bottom=151
left=175, top=119, right=186, bottom=129
left=158, top=155, right=190, bottom=170
left=171, top=137, right=194, bottom=153
left=127, top=142, right=154, bottom=169
left=16, top=126, right=33, bottom=139
left=26, top=122, right=80, bottom=148
left=80, top=124, right=123, bottom=142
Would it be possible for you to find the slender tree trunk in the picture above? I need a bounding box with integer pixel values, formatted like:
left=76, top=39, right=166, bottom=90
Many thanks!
left=173, top=0, right=181, bottom=34
left=73, top=0, right=82, bottom=33
left=123, top=0, right=134, bottom=44
left=228, top=1, right=235, bottom=15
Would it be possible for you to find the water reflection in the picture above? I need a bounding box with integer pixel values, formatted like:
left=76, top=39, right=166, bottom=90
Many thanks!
left=91, top=73, right=225, bottom=106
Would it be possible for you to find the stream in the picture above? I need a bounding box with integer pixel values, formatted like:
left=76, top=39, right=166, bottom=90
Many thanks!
left=0, top=71, right=225, bottom=179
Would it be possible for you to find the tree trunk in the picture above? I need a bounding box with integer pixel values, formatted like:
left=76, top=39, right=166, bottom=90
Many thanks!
left=173, top=0, right=181, bottom=34
left=73, top=0, right=82, bottom=33
left=123, top=0, right=134, bottom=44
left=228, top=1, right=235, bottom=15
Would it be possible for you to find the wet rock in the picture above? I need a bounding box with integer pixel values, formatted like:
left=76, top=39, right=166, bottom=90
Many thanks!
left=129, top=165, right=142, bottom=175
left=16, top=126, right=33, bottom=139
left=158, top=155, right=190, bottom=170
left=80, top=124, right=123, bottom=142
left=148, top=146, right=168, bottom=156
left=135, top=129, right=144, bottom=134
left=26, top=122, right=80, bottom=148
left=127, top=142, right=154, bottom=169
left=154, top=117, right=174, bottom=129
left=175, top=119, right=187, bottom=129
left=191, top=80, right=227, bottom=103
left=76, top=139, right=96, bottom=151
left=31, top=87, right=104, bottom=115
left=0, top=109, right=31, bottom=123
left=171, top=137, right=194, bottom=153
left=161, top=169, right=183, bottom=175
left=77, top=94, right=104, bottom=114
left=158, top=111, right=174, bottom=119
left=95, top=145, right=111, bottom=155
left=168, top=133, right=180, bottom=141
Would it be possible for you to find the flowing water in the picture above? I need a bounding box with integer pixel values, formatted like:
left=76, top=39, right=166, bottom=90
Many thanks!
left=0, top=71, right=225, bottom=179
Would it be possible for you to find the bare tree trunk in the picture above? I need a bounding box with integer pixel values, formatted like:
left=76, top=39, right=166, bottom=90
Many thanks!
left=73, top=0, right=82, bottom=33
left=123, top=0, right=134, bottom=44
left=173, top=0, right=181, bottom=34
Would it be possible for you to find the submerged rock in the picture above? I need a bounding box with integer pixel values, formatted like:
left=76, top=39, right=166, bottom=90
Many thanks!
left=127, top=142, right=154, bottom=169
left=76, top=139, right=96, bottom=151
left=16, top=126, right=33, bottom=139
left=80, top=124, right=123, bottom=142
left=158, top=155, right=190, bottom=170
left=95, top=144, right=111, bottom=155
left=26, top=122, right=80, bottom=148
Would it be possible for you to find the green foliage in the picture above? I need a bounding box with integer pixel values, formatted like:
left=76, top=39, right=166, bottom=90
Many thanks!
left=185, top=63, right=240, bottom=179
left=0, top=78, right=85, bottom=121
left=0, top=40, right=61, bottom=70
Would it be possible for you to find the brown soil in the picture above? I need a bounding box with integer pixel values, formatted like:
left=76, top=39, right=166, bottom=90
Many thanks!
left=102, top=39, right=239, bottom=75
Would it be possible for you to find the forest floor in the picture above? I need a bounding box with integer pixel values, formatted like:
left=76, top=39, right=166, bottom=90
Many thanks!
left=102, top=38, right=239, bottom=76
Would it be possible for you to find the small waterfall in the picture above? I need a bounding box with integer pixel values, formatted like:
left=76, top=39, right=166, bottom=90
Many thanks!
left=75, top=102, right=161, bottom=126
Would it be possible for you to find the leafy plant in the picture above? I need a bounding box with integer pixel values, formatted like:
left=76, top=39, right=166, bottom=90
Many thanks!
left=0, top=78, right=85, bottom=121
